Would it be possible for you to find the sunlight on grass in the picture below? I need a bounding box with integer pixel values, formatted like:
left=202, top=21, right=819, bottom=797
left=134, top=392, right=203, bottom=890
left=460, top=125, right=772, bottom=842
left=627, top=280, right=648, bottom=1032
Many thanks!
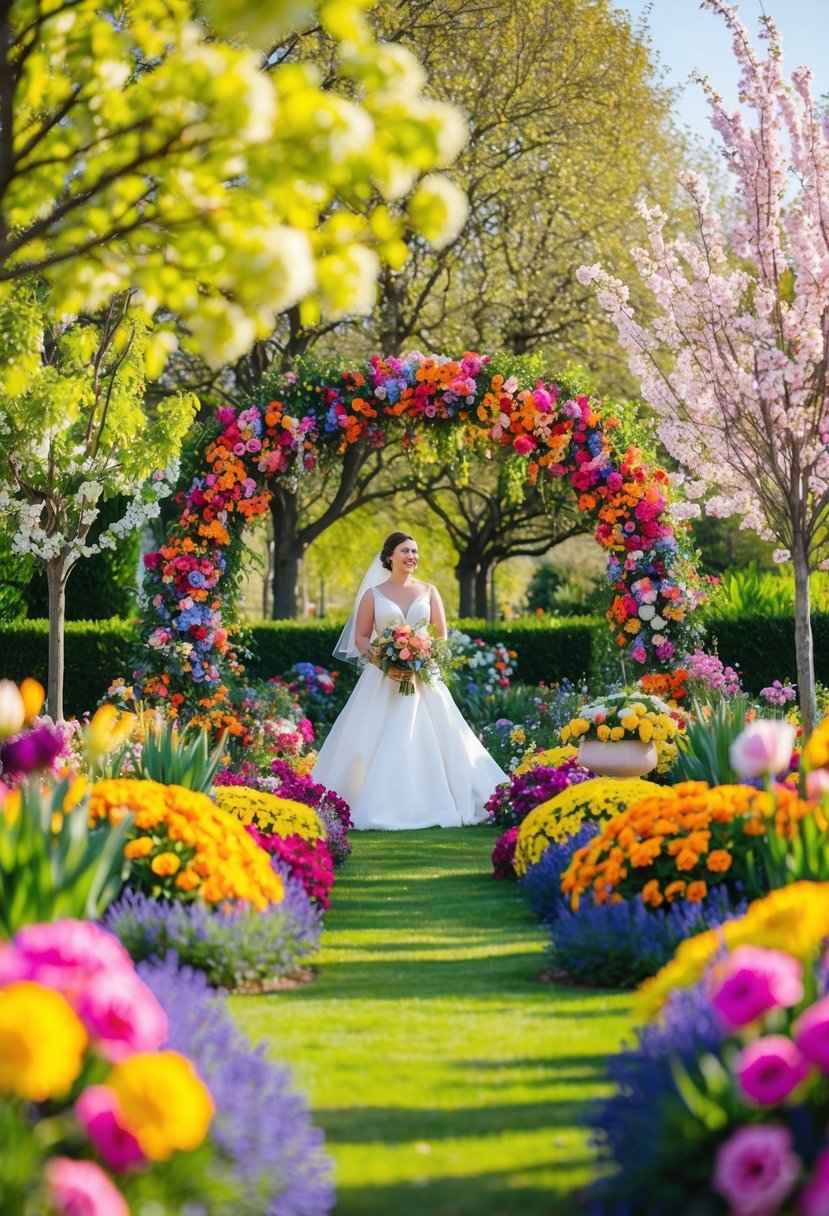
left=231, top=828, right=631, bottom=1216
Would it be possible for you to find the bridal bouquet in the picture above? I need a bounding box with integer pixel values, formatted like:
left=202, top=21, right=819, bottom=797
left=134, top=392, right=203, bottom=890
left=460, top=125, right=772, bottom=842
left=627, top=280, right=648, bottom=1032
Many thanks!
left=369, top=624, right=449, bottom=696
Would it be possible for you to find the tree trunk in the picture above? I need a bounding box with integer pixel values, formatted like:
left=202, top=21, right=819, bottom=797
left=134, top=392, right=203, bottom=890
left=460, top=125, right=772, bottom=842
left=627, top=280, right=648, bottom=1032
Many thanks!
left=456, top=557, right=478, bottom=618
left=474, top=565, right=489, bottom=619
left=792, top=531, right=817, bottom=737
left=45, top=555, right=72, bottom=721
left=270, top=490, right=305, bottom=618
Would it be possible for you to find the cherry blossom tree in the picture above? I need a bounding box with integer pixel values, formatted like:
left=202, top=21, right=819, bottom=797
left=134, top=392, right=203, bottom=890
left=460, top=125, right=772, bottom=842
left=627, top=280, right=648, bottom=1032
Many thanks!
left=578, top=0, right=829, bottom=733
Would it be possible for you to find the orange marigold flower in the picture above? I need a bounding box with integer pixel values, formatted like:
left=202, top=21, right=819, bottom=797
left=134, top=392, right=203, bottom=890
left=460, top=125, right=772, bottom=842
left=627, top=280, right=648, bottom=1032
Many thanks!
left=706, top=849, right=733, bottom=873
left=663, top=880, right=687, bottom=902
left=642, top=879, right=663, bottom=907
left=686, top=880, right=708, bottom=903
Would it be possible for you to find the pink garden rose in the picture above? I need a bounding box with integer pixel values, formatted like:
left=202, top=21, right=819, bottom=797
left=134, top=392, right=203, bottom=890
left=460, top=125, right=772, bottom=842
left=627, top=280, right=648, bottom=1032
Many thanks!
left=712, top=1124, right=800, bottom=1216
left=45, top=1157, right=128, bottom=1216
left=736, top=1035, right=810, bottom=1105
left=76, top=969, right=168, bottom=1062
left=0, top=920, right=134, bottom=1001
left=709, top=946, right=804, bottom=1028
left=793, top=995, right=829, bottom=1073
left=75, top=1086, right=146, bottom=1171
left=729, top=720, right=796, bottom=779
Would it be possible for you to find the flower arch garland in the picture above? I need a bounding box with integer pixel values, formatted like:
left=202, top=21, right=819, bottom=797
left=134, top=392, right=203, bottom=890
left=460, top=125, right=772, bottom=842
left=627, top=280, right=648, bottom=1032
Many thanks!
left=136, top=351, right=703, bottom=722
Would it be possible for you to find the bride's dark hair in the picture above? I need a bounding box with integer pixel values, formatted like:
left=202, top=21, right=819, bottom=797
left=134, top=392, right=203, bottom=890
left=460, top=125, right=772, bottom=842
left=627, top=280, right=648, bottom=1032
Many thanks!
left=380, top=531, right=415, bottom=571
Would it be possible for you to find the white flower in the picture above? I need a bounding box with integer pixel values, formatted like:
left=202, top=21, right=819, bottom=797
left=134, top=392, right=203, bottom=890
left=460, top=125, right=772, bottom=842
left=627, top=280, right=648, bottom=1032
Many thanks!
left=638, top=604, right=656, bottom=620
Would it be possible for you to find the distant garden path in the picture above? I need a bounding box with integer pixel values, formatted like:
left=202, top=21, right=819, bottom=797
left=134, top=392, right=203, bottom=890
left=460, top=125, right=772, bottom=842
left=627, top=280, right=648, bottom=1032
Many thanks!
left=230, top=828, right=632, bottom=1216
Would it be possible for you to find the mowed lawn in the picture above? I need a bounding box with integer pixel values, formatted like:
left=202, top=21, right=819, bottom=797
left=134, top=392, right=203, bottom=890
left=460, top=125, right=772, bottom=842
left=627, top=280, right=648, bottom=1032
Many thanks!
left=230, top=827, right=632, bottom=1216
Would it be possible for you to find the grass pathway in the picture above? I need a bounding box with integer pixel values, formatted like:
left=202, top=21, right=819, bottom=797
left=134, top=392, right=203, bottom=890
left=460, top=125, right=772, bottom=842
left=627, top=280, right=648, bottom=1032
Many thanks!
left=230, top=828, right=631, bottom=1216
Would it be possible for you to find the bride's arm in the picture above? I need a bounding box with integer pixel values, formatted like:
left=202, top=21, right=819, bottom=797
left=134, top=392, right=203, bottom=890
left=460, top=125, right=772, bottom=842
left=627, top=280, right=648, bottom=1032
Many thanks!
left=428, top=584, right=448, bottom=639
left=354, top=589, right=378, bottom=661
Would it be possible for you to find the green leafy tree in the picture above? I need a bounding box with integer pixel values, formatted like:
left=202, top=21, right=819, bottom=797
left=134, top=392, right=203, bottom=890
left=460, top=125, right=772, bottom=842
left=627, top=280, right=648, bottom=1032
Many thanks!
left=0, top=0, right=468, bottom=369
left=0, top=284, right=197, bottom=716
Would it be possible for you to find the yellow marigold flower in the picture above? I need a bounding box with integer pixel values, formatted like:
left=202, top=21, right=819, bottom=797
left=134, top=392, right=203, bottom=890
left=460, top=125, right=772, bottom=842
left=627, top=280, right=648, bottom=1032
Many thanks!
left=151, top=852, right=181, bottom=877
left=175, top=869, right=201, bottom=892
left=641, top=879, right=663, bottom=907
left=125, top=837, right=155, bottom=860
left=514, top=746, right=578, bottom=775
left=569, top=718, right=590, bottom=739
left=108, top=1051, right=214, bottom=1160
left=597, top=724, right=611, bottom=742
left=0, top=982, right=88, bottom=1101
left=213, top=788, right=325, bottom=842
left=663, top=880, right=687, bottom=902
left=609, top=727, right=625, bottom=742
left=621, top=714, right=639, bottom=733
left=638, top=720, right=654, bottom=743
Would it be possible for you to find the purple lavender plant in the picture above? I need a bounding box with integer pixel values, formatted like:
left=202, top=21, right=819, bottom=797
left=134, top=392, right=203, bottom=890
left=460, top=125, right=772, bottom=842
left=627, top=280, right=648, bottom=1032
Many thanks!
left=105, top=877, right=321, bottom=991
left=139, top=955, right=335, bottom=1216
left=547, top=886, right=746, bottom=990
left=520, top=823, right=599, bottom=920
left=485, top=761, right=593, bottom=830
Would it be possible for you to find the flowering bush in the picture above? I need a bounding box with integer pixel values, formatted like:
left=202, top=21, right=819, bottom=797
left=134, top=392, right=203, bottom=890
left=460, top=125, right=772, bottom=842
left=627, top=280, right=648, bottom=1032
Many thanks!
left=520, top=822, right=599, bottom=921
left=683, top=647, right=742, bottom=701
left=213, top=785, right=326, bottom=841
left=559, top=690, right=679, bottom=773
left=561, top=780, right=816, bottom=912
left=587, top=884, right=829, bottom=1213
left=88, top=779, right=284, bottom=909
left=760, top=679, right=798, bottom=711
left=514, top=777, right=662, bottom=877
left=485, top=758, right=593, bottom=830
left=491, top=827, right=520, bottom=879
left=139, top=955, right=334, bottom=1215
left=638, top=667, right=689, bottom=706
left=272, top=663, right=345, bottom=728
left=447, top=629, right=515, bottom=696
left=248, top=829, right=335, bottom=909
left=106, top=875, right=322, bottom=991
left=0, top=920, right=217, bottom=1214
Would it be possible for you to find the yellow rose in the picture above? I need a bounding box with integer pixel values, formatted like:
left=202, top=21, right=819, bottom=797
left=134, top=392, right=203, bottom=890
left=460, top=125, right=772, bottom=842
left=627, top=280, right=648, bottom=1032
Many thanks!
left=107, top=1051, right=214, bottom=1161
left=597, top=724, right=611, bottom=742
left=0, top=982, right=88, bottom=1101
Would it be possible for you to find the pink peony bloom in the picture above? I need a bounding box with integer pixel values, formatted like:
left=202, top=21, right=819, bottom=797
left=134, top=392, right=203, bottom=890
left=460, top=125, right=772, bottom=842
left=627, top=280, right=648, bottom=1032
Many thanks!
left=75, top=1085, right=146, bottom=1171
left=736, top=1034, right=810, bottom=1105
left=45, top=1157, right=129, bottom=1216
left=793, top=995, right=829, bottom=1073
left=0, top=920, right=134, bottom=1002
left=712, top=1124, right=800, bottom=1216
left=799, top=1148, right=829, bottom=1216
left=76, top=970, right=168, bottom=1062
left=709, top=946, right=804, bottom=1028
left=729, top=720, right=796, bottom=778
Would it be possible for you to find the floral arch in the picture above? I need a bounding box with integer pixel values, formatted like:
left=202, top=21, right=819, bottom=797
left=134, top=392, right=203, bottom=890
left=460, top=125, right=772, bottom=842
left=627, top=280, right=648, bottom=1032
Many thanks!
left=135, top=351, right=701, bottom=720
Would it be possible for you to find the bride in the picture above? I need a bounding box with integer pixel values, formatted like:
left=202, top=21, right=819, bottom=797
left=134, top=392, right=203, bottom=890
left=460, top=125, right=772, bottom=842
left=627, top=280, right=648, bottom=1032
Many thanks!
left=311, top=531, right=507, bottom=830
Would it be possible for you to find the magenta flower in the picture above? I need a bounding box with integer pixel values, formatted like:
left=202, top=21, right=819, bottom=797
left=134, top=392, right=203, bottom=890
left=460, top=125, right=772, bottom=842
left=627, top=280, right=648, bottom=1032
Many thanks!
left=76, top=969, right=168, bottom=1062
left=75, top=1085, right=146, bottom=1171
left=736, top=1034, right=810, bottom=1105
left=799, top=1147, right=829, bottom=1216
left=709, top=946, right=804, bottom=1028
left=793, top=995, right=829, bottom=1073
left=45, top=1157, right=128, bottom=1216
left=0, top=919, right=134, bottom=1000
left=712, top=1124, right=800, bottom=1216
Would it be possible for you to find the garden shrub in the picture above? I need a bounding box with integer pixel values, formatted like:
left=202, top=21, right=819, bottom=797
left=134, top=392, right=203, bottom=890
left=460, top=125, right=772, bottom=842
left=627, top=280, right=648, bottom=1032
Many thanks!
left=0, top=619, right=135, bottom=716
left=704, top=612, right=829, bottom=694
left=106, top=876, right=322, bottom=991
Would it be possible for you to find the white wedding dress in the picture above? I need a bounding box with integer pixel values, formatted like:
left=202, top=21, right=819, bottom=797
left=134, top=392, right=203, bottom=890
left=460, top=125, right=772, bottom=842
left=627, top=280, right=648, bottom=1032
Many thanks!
left=312, top=586, right=507, bottom=830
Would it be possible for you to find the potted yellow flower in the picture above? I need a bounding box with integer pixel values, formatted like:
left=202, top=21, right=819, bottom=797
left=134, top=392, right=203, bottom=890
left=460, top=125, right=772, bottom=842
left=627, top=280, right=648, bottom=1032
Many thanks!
left=560, top=691, right=678, bottom=778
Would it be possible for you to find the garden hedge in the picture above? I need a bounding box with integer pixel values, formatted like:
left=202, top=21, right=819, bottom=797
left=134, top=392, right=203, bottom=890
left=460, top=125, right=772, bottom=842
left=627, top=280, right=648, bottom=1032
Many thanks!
left=703, top=613, right=829, bottom=694
left=2, top=612, right=821, bottom=718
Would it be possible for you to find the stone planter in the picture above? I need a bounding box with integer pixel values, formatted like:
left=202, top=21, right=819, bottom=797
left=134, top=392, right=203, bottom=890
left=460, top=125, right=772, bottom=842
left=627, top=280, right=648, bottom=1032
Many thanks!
left=578, top=738, right=658, bottom=779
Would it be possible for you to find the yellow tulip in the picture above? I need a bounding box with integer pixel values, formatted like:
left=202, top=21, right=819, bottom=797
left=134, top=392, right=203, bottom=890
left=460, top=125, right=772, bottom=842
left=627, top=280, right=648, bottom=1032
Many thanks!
left=19, top=678, right=45, bottom=721
left=108, top=1051, right=214, bottom=1160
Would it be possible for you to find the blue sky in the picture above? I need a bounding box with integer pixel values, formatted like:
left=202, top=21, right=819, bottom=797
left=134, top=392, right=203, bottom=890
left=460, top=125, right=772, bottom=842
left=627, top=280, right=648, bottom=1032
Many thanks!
left=611, top=1, right=829, bottom=144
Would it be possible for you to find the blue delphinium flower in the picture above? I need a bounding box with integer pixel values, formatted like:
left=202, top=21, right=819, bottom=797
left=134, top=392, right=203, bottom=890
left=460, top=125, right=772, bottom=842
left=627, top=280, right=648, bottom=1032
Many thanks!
left=139, top=955, right=335, bottom=1216
left=520, top=823, right=599, bottom=923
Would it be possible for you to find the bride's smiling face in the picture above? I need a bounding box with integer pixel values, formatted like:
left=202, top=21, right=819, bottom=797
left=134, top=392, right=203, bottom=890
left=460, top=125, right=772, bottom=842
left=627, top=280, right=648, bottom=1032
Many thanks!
left=391, top=538, right=419, bottom=575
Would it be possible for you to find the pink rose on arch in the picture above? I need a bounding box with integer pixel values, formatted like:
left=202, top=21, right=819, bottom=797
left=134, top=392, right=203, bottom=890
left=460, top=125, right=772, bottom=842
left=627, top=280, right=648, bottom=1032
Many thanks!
left=709, top=946, right=804, bottom=1028
left=736, top=1035, right=810, bottom=1105
left=713, top=1124, right=800, bottom=1216
left=793, top=994, right=829, bottom=1073
left=45, top=1157, right=128, bottom=1216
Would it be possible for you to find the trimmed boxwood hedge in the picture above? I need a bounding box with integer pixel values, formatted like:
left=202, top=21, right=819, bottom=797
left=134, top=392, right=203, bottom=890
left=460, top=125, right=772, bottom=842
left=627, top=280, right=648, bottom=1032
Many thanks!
left=242, top=615, right=602, bottom=686
left=703, top=613, right=829, bottom=694
left=2, top=612, right=822, bottom=718
left=0, top=619, right=135, bottom=718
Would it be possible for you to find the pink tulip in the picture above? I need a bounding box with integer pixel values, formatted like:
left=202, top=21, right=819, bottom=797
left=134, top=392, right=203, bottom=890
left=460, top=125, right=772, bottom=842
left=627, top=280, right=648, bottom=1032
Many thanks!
left=709, top=946, right=804, bottom=1028
left=806, top=769, right=829, bottom=799
left=729, top=719, right=796, bottom=778
left=793, top=995, right=829, bottom=1073
left=712, top=1124, right=800, bottom=1216
left=45, top=1157, right=128, bottom=1216
left=736, top=1035, right=810, bottom=1105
